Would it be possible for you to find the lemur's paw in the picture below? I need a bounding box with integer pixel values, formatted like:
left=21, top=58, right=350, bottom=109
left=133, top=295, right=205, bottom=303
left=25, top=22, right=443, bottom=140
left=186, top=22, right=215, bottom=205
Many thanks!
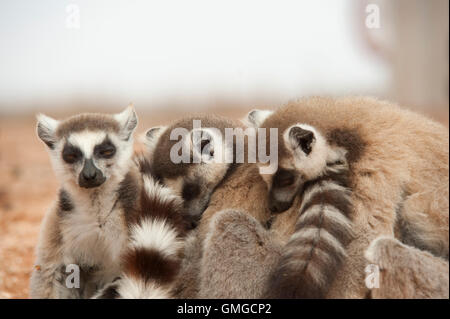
left=365, top=236, right=449, bottom=299
left=364, top=236, right=405, bottom=269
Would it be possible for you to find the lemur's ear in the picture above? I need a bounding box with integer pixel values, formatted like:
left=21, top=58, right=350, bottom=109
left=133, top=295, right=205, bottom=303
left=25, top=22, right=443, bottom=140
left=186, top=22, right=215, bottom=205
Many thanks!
left=287, top=125, right=316, bottom=155
left=243, top=109, right=273, bottom=127
left=114, top=104, right=138, bottom=140
left=36, top=114, right=59, bottom=149
left=143, top=126, right=167, bottom=153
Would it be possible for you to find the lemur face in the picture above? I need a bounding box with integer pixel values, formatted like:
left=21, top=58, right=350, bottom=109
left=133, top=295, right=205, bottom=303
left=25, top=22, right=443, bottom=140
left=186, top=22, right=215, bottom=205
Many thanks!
left=246, top=109, right=331, bottom=214
left=265, top=124, right=330, bottom=213
left=143, top=116, right=236, bottom=220
left=164, top=160, right=228, bottom=220
left=36, top=106, right=137, bottom=190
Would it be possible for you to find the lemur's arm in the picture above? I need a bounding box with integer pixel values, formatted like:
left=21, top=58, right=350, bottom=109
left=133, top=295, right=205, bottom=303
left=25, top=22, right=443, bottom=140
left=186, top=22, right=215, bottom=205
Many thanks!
left=198, top=209, right=283, bottom=298
left=29, top=203, right=70, bottom=298
left=365, top=236, right=449, bottom=299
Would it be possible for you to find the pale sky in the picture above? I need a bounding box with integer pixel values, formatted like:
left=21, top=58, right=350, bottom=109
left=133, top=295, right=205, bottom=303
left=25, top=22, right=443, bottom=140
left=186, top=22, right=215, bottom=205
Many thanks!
left=0, top=0, right=389, bottom=112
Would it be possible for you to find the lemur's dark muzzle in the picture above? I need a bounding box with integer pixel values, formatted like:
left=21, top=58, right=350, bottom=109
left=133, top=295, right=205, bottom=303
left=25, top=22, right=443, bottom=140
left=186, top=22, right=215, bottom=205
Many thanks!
left=269, top=199, right=292, bottom=214
left=79, top=158, right=106, bottom=188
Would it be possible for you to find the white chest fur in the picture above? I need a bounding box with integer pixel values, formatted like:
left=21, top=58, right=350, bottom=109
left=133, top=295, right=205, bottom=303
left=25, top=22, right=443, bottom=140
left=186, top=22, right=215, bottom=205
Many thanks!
left=59, top=193, right=128, bottom=276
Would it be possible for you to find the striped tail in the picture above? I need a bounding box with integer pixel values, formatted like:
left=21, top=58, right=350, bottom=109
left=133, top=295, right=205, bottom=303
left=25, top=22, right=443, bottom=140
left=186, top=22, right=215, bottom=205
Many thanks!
left=95, top=158, right=187, bottom=299
left=265, top=167, right=354, bottom=299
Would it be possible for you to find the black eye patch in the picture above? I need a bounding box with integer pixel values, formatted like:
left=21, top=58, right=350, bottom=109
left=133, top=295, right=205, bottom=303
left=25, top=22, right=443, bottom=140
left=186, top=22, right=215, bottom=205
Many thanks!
left=94, top=138, right=116, bottom=159
left=273, top=169, right=296, bottom=188
left=62, top=144, right=83, bottom=164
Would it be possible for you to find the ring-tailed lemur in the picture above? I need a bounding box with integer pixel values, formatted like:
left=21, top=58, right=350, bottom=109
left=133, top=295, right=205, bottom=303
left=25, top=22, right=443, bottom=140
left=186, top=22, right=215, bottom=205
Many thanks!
left=261, top=124, right=355, bottom=298
left=140, top=115, right=272, bottom=298
left=93, top=157, right=188, bottom=298
left=30, top=106, right=141, bottom=298
left=31, top=106, right=189, bottom=299
left=142, top=115, right=247, bottom=226
left=246, top=96, right=449, bottom=298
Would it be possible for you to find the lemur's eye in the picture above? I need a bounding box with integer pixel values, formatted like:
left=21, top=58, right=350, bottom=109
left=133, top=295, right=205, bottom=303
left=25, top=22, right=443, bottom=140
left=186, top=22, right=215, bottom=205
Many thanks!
left=273, top=169, right=296, bottom=188
left=62, top=144, right=82, bottom=164
left=182, top=182, right=201, bottom=201
left=100, top=149, right=115, bottom=158
left=94, top=139, right=116, bottom=159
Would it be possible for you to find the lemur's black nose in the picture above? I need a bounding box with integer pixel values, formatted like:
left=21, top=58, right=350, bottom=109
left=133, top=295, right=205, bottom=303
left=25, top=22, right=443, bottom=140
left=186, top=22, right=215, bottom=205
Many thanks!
left=82, top=159, right=97, bottom=180
left=79, top=158, right=105, bottom=188
left=83, top=171, right=97, bottom=180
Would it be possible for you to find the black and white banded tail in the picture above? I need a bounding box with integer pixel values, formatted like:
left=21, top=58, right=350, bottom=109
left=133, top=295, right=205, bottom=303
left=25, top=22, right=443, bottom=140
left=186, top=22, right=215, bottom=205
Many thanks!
left=95, top=158, right=187, bottom=299
left=265, top=163, right=354, bottom=298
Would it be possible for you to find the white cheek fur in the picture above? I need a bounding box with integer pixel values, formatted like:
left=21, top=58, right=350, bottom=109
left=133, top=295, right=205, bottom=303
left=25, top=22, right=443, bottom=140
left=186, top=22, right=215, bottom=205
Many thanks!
left=48, top=141, right=80, bottom=185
